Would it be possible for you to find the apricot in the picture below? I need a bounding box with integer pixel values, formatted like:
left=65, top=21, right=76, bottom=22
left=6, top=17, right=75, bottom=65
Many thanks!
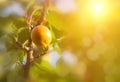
left=31, top=25, right=52, bottom=48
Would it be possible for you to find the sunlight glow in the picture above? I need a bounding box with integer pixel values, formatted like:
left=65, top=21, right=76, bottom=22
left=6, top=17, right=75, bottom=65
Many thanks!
left=90, top=2, right=105, bottom=16
left=94, top=3, right=103, bottom=14
left=84, top=0, right=110, bottom=18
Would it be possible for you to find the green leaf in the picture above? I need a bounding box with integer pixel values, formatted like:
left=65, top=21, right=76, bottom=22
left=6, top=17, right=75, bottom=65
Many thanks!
left=18, top=27, right=29, bottom=43
left=49, top=24, right=56, bottom=43
left=30, top=59, right=54, bottom=80
left=3, top=22, right=17, bottom=34
left=47, top=11, right=65, bottom=30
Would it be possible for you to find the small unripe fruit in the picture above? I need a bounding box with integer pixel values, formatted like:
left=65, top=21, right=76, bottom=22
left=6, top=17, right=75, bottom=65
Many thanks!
left=31, top=25, right=52, bottom=48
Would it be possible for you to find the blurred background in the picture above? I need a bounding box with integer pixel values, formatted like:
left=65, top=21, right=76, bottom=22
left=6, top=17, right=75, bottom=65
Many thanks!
left=0, top=0, right=120, bottom=82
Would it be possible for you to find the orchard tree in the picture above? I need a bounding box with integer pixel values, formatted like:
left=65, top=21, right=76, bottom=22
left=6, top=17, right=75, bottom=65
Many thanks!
left=0, top=0, right=120, bottom=82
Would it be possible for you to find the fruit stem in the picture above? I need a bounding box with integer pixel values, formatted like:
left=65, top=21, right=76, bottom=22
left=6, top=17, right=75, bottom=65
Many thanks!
left=36, top=0, right=49, bottom=25
left=23, top=0, right=50, bottom=81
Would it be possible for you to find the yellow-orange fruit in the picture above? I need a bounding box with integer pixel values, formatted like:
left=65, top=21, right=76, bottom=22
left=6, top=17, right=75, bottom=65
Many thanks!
left=31, top=25, right=52, bottom=48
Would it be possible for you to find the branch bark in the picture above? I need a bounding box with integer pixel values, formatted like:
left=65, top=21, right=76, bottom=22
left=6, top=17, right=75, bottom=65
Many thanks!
left=21, top=0, right=50, bottom=81
left=23, top=25, right=33, bottom=81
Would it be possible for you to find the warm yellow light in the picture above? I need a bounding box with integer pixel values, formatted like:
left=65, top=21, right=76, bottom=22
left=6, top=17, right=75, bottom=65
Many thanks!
left=85, top=1, right=107, bottom=17
left=79, top=0, right=111, bottom=22
left=94, top=3, right=103, bottom=13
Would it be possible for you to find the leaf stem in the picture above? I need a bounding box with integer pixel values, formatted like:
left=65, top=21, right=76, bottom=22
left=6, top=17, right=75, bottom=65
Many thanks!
left=16, top=0, right=50, bottom=81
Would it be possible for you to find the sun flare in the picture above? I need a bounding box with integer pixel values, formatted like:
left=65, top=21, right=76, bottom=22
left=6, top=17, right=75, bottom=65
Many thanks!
left=86, top=1, right=109, bottom=18
left=94, top=3, right=103, bottom=13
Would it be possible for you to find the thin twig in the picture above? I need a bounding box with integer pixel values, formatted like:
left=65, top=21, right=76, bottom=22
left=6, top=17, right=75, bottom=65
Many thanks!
left=29, top=8, right=41, bottom=26
left=36, top=0, right=49, bottom=25
left=15, top=37, right=29, bottom=52
left=23, top=0, right=50, bottom=81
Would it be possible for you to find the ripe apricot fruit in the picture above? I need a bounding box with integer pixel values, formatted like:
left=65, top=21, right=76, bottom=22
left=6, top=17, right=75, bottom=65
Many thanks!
left=31, top=25, right=52, bottom=48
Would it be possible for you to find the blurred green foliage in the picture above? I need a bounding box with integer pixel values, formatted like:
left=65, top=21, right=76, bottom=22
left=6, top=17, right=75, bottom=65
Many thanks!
left=0, top=0, right=120, bottom=82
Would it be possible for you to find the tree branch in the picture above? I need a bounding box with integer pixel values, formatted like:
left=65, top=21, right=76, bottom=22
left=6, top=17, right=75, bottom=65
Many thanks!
left=15, top=37, right=29, bottom=52
left=36, top=0, right=49, bottom=25
left=22, top=0, right=50, bottom=81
